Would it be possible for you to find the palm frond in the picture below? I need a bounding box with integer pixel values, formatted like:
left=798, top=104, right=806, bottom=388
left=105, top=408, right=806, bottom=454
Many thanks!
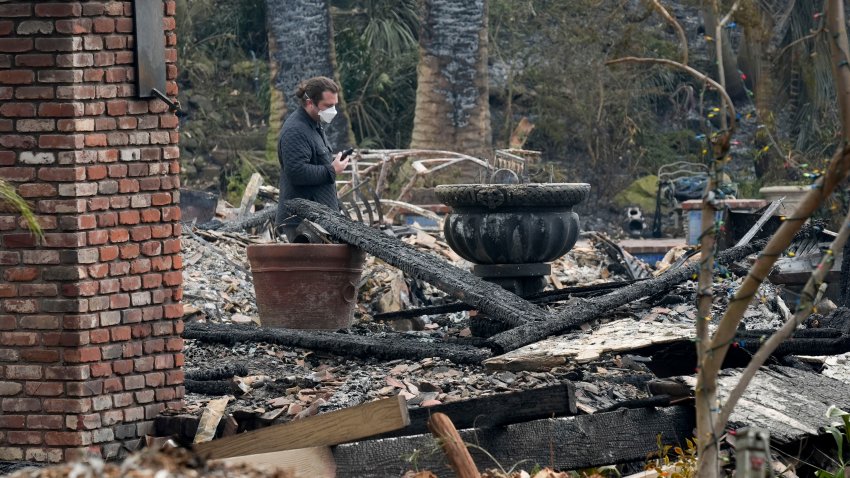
left=0, top=180, right=42, bottom=238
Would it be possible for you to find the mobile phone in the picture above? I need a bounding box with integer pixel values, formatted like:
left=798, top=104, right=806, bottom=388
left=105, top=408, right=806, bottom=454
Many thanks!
left=340, top=148, right=355, bottom=159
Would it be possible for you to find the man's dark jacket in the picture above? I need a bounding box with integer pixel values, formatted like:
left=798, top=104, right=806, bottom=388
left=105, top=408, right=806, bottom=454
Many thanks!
left=275, top=107, right=339, bottom=227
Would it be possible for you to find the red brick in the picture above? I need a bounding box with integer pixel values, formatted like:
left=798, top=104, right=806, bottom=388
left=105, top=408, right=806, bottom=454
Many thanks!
left=115, top=18, right=133, bottom=33
left=18, top=183, right=56, bottom=198
left=89, top=328, right=109, bottom=344
left=7, top=431, right=42, bottom=445
left=3, top=398, right=42, bottom=412
left=44, top=432, right=91, bottom=447
left=55, top=18, right=92, bottom=34
left=109, top=228, right=129, bottom=243
left=162, top=238, right=181, bottom=254
left=119, top=243, right=139, bottom=260
left=112, top=360, right=132, bottom=375
left=18, top=285, right=58, bottom=297
left=130, top=226, right=151, bottom=241
left=38, top=167, right=84, bottom=182
left=43, top=398, right=91, bottom=414
left=61, top=281, right=98, bottom=297
left=4, top=267, right=38, bottom=282
left=24, top=382, right=63, bottom=397
left=14, top=87, right=54, bottom=101
left=38, top=102, right=84, bottom=118
left=3, top=233, right=38, bottom=248
left=97, top=212, right=118, bottom=228
left=63, top=347, right=101, bottom=363
left=163, top=303, right=183, bottom=318
left=0, top=285, right=16, bottom=298
left=35, top=3, right=83, bottom=17
left=39, top=134, right=84, bottom=149
left=35, top=37, right=83, bottom=52
left=166, top=338, right=183, bottom=352
left=38, top=69, right=84, bottom=83
left=0, top=39, right=33, bottom=53
left=109, top=261, right=129, bottom=276
left=0, top=416, right=26, bottom=429
left=0, top=103, right=35, bottom=117
left=0, top=69, right=33, bottom=85
left=82, top=3, right=105, bottom=15
left=3, top=299, right=38, bottom=314
left=27, top=415, right=63, bottom=430
left=90, top=363, right=112, bottom=378
left=0, top=151, right=14, bottom=166
left=5, top=365, right=42, bottom=380
left=20, top=349, right=60, bottom=363
left=118, top=210, right=139, bottom=225
left=14, top=54, right=54, bottom=68
left=92, top=17, right=115, bottom=33
left=140, top=209, right=161, bottom=223
left=110, top=294, right=130, bottom=309
left=0, top=135, right=36, bottom=149
left=98, top=245, right=119, bottom=261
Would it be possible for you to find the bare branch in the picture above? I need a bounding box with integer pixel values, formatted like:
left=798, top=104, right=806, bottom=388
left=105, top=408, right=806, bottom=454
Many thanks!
left=605, top=57, right=736, bottom=131
left=714, top=0, right=740, bottom=131
left=649, top=0, right=688, bottom=65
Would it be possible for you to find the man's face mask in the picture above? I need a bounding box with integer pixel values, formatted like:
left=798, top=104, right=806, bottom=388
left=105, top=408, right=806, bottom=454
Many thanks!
left=318, top=105, right=337, bottom=124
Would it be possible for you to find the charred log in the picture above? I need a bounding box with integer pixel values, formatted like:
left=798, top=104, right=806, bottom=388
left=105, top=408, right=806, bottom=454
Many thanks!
left=185, top=364, right=249, bottom=382
left=185, top=379, right=234, bottom=396
left=183, top=322, right=491, bottom=364
left=374, top=280, right=639, bottom=321
left=488, top=239, right=768, bottom=354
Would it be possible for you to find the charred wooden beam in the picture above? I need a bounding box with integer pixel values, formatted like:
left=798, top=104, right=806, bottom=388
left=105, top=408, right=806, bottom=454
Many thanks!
left=284, top=199, right=550, bottom=327
left=375, top=280, right=639, bottom=321
left=185, top=364, right=249, bottom=382
left=182, top=322, right=491, bottom=364
left=488, top=239, right=767, bottom=354
left=332, top=405, right=695, bottom=478
left=185, top=379, right=234, bottom=396
left=377, top=383, right=576, bottom=439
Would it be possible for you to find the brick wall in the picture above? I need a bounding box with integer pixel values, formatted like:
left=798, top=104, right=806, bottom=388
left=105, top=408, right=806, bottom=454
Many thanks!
left=0, top=1, right=183, bottom=462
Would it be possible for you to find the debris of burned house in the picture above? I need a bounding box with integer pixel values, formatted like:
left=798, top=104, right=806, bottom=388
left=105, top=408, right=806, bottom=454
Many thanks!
left=148, top=181, right=850, bottom=477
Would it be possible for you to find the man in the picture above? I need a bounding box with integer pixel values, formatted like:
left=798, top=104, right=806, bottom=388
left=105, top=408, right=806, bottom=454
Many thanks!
left=275, top=76, right=350, bottom=240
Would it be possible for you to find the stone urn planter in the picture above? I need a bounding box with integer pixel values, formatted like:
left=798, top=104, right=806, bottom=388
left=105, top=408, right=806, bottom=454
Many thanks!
left=435, top=183, right=591, bottom=296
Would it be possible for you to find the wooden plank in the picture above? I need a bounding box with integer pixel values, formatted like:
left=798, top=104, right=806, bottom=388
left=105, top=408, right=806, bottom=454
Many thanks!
left=193, top=396, right=230, bottom=444
left=484, top=319, right=710, bottom=372
left=822, top=352, right=850, bottom=384
left=679, top=366, right=850, bottom=445
left=237, top=173, right=264, bottom=219
left=378, top=383, right=576, bottom=438
left=195, top=395, right=410, bottom=459
left=333, top=406, right=695, bottom=478
left=214, top=446, right=336, bottom=477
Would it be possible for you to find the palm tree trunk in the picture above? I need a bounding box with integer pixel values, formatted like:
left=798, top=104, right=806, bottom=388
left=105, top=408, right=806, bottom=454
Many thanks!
left=411, top=0, right=492, bottom=158
left=265, top=0, right=354, bottom=154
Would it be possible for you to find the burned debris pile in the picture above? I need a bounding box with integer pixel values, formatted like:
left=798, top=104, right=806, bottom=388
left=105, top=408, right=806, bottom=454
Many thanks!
left=146, top=182, right=850, bottom=477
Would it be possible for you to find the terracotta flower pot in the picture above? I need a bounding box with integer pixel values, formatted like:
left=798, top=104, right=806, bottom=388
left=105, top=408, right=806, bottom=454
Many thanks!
left=247, top=244, right=365, bottom=329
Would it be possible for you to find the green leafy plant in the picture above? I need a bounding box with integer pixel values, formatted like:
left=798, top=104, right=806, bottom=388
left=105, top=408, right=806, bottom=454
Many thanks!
left=333, top=0, right=419, bottom=149
left=644, top=434, right=699, bottom=478
left=816, top=405, right=850, bottom=478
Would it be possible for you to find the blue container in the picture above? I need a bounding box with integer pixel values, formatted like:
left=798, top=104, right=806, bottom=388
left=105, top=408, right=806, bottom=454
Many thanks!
left=686, top=208, right=724, bottom=245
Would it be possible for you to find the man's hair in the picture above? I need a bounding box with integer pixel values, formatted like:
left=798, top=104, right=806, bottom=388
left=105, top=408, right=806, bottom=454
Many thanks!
left=295, top=76, right=340, bottom=106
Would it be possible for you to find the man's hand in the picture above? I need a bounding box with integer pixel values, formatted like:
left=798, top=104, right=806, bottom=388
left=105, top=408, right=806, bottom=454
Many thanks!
left=331, top=151, right=350, bottom=174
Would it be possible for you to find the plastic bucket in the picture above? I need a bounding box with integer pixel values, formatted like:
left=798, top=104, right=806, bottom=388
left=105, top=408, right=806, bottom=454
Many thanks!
left=247, top=244, right=365, bottom=329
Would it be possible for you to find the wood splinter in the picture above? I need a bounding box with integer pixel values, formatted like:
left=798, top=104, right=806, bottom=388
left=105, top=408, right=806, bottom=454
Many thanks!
left=427, top=412, right=480, bottom=478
